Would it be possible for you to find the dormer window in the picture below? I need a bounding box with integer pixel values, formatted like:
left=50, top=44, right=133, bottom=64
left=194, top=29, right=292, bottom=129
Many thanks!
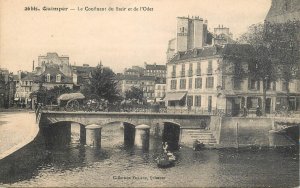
left=46, top=74, right=51, bottom=82
left=56, top=74, right=61, bottom=83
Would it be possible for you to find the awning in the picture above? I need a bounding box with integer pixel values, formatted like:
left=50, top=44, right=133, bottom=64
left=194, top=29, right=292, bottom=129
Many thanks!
left=58, top=93, right=85, bottom=101
left=164, top=92, right=186, bottom=101
left=155, top=98, right=164, bottom=102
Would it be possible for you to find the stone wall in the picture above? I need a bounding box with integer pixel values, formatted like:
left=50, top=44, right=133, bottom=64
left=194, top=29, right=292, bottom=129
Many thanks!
left=219, top=117, right=295, bottom=147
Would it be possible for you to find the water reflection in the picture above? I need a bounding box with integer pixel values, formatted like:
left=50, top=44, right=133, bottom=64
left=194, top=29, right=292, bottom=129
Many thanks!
left=0, top=121, right=299, bottom=187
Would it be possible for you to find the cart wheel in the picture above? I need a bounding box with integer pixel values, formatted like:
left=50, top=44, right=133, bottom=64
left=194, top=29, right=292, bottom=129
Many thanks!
left=66, top=99, right=79, bottom=111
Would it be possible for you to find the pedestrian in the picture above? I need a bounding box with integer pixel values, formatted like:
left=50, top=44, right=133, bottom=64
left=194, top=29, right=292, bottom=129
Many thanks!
left=163, top=142, right=169, bottom=153
left=243, top=106, right=248, bottom=117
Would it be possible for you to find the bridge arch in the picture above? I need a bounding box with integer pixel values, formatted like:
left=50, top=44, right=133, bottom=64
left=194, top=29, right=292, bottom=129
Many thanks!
left=42, top=121, right=87, bottom=149
left=101, top=121, right=136, bottom=147
left=162, top=121, right=181, bottom=151
left=282, top=124, right=300, bottom=144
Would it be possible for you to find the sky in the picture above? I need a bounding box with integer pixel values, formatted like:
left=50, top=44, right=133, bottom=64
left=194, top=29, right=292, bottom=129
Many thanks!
left=0, top=0, right=271, bottom=74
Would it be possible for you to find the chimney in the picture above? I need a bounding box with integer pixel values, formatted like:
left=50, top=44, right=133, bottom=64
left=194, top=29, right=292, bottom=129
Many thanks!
left=18, top=70, right=22, bottom=80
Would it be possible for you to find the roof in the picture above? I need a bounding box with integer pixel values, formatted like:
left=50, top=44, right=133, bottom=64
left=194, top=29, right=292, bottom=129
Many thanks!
left=35, top=67, right=73, bottom=83
left=58, top=93, right=85, bottom=101
left=169, top=44, right=253, bottom=63
left=125, top=68, right=140, bottom=73
left=118, top=75, right=156, bottom=81
left=145, top=64, right=166, bottom=70
left=22, top=73, right=35, bottom=80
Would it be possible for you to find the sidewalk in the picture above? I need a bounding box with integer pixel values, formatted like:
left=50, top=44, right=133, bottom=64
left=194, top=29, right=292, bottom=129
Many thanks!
left=0, top=111, right=39, bottom=159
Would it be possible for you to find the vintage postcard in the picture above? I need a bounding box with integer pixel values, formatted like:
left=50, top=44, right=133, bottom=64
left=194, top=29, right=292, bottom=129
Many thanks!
left=0, top=0, right=299, bottom=187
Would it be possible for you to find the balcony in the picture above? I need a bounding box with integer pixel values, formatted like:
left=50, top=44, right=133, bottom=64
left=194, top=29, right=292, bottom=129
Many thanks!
left=207, top=68, right=212, bottom=75
left=180, top=71, right=185, bottom=77
left=171, top=72, right=176, bottom=78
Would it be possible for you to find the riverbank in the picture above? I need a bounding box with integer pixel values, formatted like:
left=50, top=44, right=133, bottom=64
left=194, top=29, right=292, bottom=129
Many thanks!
left=0, top=111, right=39, bottom=159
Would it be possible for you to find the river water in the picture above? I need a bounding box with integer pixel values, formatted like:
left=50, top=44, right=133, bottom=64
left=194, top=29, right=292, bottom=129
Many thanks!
left=0, top=121, right=299, bottom=187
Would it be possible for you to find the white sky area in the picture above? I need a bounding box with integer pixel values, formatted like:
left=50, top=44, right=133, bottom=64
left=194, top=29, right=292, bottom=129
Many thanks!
left=0, top=0, right=271, bottom=74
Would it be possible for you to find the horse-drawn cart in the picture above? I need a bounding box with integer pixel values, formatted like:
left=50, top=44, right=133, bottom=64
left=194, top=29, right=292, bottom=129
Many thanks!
left=57, top=93, right=85, bottom=111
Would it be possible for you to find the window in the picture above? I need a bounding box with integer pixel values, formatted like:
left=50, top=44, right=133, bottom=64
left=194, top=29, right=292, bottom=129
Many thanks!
left=196, top=62, right=201, bottom=75
left=181, top=64, right=185, bottom=77
left=56, top=74, right=61, bottom=83
left=248, top=97, right=259, bottom=109
left=282, top=81, right=288, bottom=91
left=25, top=81, right=28, bottom=85
left=222, top=76, right=226, bottom=89
left=172, top=65, right=176, bottom=78
left=46, top=74, right=51, bottom=82
left=188, top=63, right=193, bottom=77
left=171, top=80, right=177, bottom=90
left=187, top=96, right=193, bottom=107
left=207, top=60, right=212, bottom=74
left=233, top=77, right=241, bottom=90
left=180, top=79, right=186, bottom=89
left=266, top=80, right=271, bottom=90
left=206, top=77, right=214, bottom=88
left=273, top=81, right=277, bottom=91
left=195, top=77, right=202, bottom=89
left=188, top=78, right=193, bottom=89
left=249, top=79, right=260, bottom=90
left=195, top=95, right=201, bottom=106
left=158, top=85, right=161, bottom=90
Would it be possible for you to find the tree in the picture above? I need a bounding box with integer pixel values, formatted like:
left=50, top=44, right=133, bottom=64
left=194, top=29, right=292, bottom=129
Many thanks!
left=82, top=64, right=121, bottom=103
left=238, top=23, right=277, bottom=115
left=238, top=21, right=300, bottom=114
left=125, top=86, right=144, bottom=102
left=46, top=85, right=73, bottom=104
left=265, top=21, right=300, bottom=110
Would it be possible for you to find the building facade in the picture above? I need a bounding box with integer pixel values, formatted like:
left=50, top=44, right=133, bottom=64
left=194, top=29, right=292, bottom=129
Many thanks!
left=165, top=16, right=300, bottom=115
left=143, top=62, right=166, bottom=78
left=118, top=75, right=156, bottom=101
left=154, top=83, right=166, bottom=104
left=0, top=69, right=15, bottom=108
left=166, top=44, right=300, bottom=115
left=212, top=25, right=234, bottom=45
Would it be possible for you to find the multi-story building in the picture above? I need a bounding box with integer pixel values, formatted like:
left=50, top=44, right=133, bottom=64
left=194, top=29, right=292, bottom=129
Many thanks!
left=72, top=64, right=96, bottom=91
left=124, top=67, right=143, bottom=77
left=37, top=52, right=72, bottom=77
left=212, top=25, right=234, bottom=45
left=165, top=16, right=300, bottom=115
left=33, top=65, right=74, bottom=91
left=166, top=44, right=300, bottom=115
left=13, top=71, right=34, bottom=108
left=154, top=83, right=166, bottom=104
left=143, top=62, right=166, bottom=78
left=176, top=16, right=208, bottom=52
left=118, top=75, right=156, bottom=101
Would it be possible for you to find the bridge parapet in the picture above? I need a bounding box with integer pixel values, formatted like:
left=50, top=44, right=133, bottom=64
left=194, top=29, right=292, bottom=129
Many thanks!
left=38, top=111, right=213, bottom=131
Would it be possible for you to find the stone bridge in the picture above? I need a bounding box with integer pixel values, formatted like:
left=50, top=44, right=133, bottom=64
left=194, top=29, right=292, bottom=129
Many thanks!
left=38, top=111, right=218, bottom=150
left=39, top=111, right=212, bottom=128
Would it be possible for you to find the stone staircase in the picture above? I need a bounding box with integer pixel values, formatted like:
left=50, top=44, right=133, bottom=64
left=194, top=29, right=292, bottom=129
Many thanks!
left=181, top=129, right=217, bottom=148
